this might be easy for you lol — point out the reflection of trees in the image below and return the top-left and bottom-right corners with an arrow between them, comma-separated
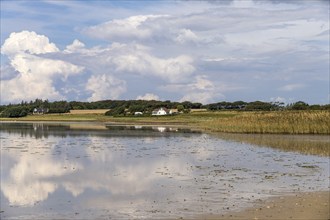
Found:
215,133 -> 330,157
1,123 -> 327,156
0,122 -> 200,139
0,123 -> 70,139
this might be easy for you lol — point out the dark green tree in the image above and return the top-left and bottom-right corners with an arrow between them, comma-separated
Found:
289,101 -> 309,110
177,104 -> 184,112
0,106 -> 29,118
105,106 -> 126,116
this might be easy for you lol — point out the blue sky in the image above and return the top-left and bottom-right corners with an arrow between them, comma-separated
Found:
1,0 -> 329,104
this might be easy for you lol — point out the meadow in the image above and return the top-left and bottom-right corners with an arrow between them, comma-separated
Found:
3,110 -> 329,135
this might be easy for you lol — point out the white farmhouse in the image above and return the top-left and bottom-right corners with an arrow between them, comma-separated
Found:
33,107 -> 48,115
151,107 -> 171,116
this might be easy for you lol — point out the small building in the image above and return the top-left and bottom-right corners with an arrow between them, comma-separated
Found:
33,108 -> 48,115
152,107 -> 172,116
134,112 -> 143,116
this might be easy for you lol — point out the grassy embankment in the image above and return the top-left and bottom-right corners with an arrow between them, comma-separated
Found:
2,110 -> 329,135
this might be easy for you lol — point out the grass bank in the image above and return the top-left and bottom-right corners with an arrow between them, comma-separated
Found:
1,110 -> 329,134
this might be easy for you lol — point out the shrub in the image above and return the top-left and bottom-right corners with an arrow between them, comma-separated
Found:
177,105 -> 184,112
105,106 -> 126,116
0,106 -> 30,118
289,101 -> 309,110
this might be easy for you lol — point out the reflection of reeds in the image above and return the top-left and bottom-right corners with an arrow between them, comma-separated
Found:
199,111 -> 330,134
214,133 -> 330,157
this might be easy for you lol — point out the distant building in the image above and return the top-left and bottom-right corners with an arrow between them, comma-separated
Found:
33,108 -> 48,115
134,112 -> 143,115
152,107 -> 172,116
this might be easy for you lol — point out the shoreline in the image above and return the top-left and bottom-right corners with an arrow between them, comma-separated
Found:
1,118 -> 330,135
198,191 -> 330,220
1,120 -> 329,157
1,119 -> 330,140
2,119 -> 330,137
0,110 -> 329,135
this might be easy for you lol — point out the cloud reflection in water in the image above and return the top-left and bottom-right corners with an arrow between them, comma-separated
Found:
0,122 -> 329,219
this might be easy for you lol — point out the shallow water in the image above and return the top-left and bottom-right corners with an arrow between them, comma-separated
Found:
0,122 -> 329,219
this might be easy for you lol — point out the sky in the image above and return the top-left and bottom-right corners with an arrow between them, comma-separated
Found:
0,0 -> 329,105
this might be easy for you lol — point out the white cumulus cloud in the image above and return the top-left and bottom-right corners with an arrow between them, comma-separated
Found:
64,39 -> 86,53
0,31 -> 83,103
1,0 -> 328,104
161,75 -> 218,104
136,93 -> 160,101
180,92 -> 217,104
86,74 -> 126,101
1,31 -> 59,57
113,52 -> 195,83
270,96 -> 287,103
84,15 -> 169,42
279,83 -> 305,91
1,54 -> 83,102
175,29 -> 199,44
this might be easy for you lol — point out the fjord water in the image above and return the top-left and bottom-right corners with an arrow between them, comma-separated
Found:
0,122 -> 329,219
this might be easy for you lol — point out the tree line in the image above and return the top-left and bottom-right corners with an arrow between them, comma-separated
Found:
0,99 -> 329,118
0,99 -> 71,118
204,101 -> 330,111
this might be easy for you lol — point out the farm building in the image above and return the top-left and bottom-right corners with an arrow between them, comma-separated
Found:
151,107 -> 172,116
33,108 -> 48,115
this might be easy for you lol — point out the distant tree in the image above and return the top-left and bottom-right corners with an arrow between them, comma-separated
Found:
0,105 -> 7,113
309,105 -> 321,110
191,102 -> 202,109
233,101 -> 246,106
0,106 -> 29,118
70,101 -> 86,110
271,102 -> 285,111
289,101 -> 309,110
105,106 -> 126,116
181,101 -> 193,109
48,101 -> 71,113
245,101 -> 273,111
321,104 -> 330,110
129,104 -> 145,113
177,104 -> 184,112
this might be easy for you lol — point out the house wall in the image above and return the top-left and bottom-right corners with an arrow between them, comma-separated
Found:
157,110 -> 167,115
152,107 -> 170,116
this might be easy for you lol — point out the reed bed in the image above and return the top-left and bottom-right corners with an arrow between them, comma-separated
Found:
198,111 -> 330,134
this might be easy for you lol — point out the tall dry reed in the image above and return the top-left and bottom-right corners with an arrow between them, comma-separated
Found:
199,111 -> 330,134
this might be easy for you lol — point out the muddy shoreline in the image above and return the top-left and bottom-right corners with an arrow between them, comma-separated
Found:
198,191 -> 329,220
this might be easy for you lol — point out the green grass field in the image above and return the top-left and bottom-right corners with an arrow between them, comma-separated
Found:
2,110 -> 329,134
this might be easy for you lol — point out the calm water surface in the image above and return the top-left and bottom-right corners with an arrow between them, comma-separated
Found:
0,122 -> 329,219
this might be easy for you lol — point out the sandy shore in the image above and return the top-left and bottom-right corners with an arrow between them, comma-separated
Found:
198,191 -> 329,220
